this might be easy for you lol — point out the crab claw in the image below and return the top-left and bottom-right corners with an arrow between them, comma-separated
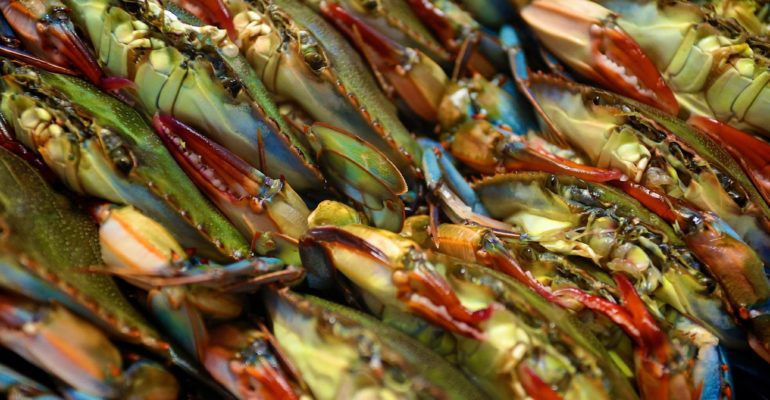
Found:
321,2 -> 448,122
404,0 -> 497,78
0,44 -> 77,75
404,0 -> 455,50
435,224 -> 558,301
392,261 -> 493,339
449,119 -> 624,182
521,0 -> 679,115
689,115 -> 770,205
555,273 -> 686,400
300,225 -> 491,339
152,114 -> 310,243
42,18 -> 103,85
0,2 -> 111,86
500,139 -> 625,182
203,324 -> 302,400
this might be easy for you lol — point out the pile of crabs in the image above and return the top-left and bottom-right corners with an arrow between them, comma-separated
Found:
3,0 -> 770,398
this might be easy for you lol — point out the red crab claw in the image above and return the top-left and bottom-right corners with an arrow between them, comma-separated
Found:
0,1 -> 130,90
521,0 -> 679,116
41,19 -> 103,85
554,273 -> 682,400
152,114 -> 309,243
404,0 -> 496,78
1,1 -> 100,83
404,0 -> 454,49
0,43 -> 131,91
467,237 -> 558,301
321,2 -> 447,121
688,115 -> 770,205
171,0 -> 236,42
501,139 -> 625,182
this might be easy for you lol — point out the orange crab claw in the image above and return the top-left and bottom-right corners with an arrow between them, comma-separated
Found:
503,141 -> 625,183
172,0 -> 236,42
303,226 -> 492,340
555,273 -> 678,400
321,2 -> 447,121
393,266 -> 492,340
521,0 -> 679,115
204,324 -> 302,400
688,115 -> 770,205
449,119 -> 624,181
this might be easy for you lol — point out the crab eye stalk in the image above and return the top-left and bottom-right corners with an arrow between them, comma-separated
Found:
100,129 -> 134,175
298,32 -> 327,72
545,174 -> 559,193
111,149 -> 134,175
303,51 -> 326,72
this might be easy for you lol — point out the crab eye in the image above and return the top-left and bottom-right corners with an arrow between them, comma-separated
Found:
545,174 -> 559,193
304,52 -> 326,71
298,31 -> 327,72
99,129 -> 134,175
520,246 -> 537,262
111,149 -> 134,174
355,0 -> 380,12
